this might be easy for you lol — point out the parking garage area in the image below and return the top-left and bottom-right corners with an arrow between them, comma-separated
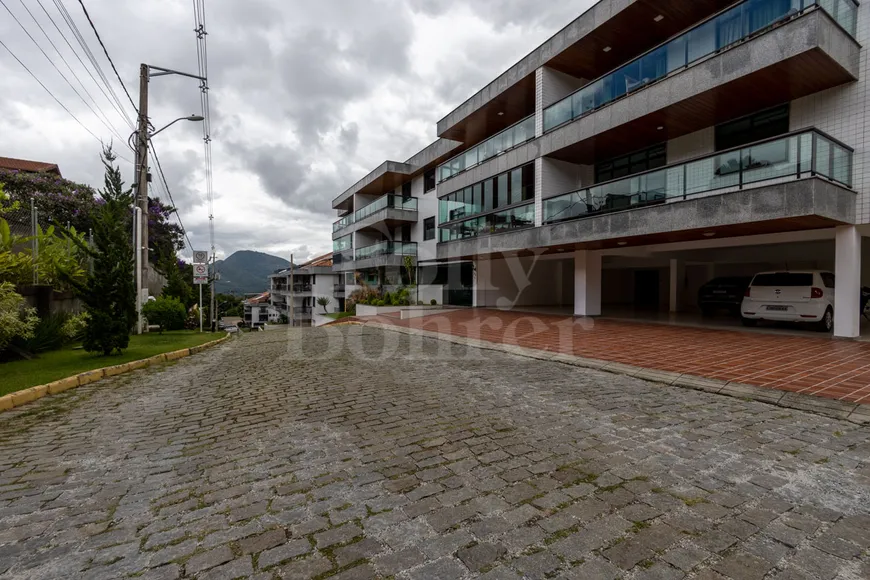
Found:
473,228 -> 870,338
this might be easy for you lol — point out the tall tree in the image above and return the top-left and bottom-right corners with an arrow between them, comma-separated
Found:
65,147 -> 136,355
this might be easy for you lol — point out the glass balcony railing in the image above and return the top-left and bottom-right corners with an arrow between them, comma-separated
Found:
333,195 -> 418,233
356,194 -> 417,222
440,202 -> 535,243
542,129 -> 853,225
438,115 -> 536,183
543,0 -> 857,134
355,241 -> 418,261
333,213 -> 354,233
333,248 -> 354,266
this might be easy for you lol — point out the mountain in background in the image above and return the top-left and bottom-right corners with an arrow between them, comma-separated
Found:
214,250 -> 290,295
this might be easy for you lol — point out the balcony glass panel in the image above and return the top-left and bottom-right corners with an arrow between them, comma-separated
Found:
543,130 -> 852,225
333,234 -> 352,253
542,0 -> 850,134
355,241 -> 418,261
439,202 -> 535,243
437,115 -> 535,182
355,194 -> 418,223
333,213 -> 354,233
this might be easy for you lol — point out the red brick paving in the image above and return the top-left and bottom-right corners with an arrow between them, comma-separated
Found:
369,308 -> 870,405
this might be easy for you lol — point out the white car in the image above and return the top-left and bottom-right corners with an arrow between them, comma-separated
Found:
741,271 -> 835,332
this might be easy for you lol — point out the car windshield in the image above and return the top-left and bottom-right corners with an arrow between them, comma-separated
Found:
752,273 -> 813,287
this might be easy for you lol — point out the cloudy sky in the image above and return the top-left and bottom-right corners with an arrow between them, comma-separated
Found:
0,0 -> 594,261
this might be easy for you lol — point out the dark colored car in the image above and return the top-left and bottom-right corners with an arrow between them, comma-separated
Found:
698,276 -> 753,316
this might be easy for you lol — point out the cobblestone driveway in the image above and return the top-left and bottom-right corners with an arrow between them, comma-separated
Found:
1,326 -> 869,580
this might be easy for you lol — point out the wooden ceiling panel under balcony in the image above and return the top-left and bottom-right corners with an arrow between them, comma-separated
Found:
438,0 -> 734,146
548,48 -> 856,166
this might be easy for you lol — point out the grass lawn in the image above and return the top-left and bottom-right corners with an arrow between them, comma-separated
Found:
326,312 -> 355,320
0,331 -> 223,397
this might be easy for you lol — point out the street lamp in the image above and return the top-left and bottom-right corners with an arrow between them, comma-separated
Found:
150,114 -> 205,138
131,113 -> 205,334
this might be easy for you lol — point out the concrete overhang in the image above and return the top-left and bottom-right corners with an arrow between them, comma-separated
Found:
437,178 -> 855,260
332,208 -> 419,240
436,0 -> 736,143
438,8 -> 859,196
332,161 -> 412,210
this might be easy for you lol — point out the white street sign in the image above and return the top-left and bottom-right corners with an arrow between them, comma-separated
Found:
193,250 -> 209,264
193,275 -> 208,285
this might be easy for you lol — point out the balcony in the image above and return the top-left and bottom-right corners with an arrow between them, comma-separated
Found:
440,202 -> 536,243
333,193 -> 419,238
334,284 -> 346,297
353,241 -> 417,269
438,115 -> 535,183
437,2 -> 858,196
333,248 -> 355,271
543,0 -> 858,136
543,129 -> 852,224
292,307 -> 313,320
438,129 -> 855,259
271,283 -> 312,295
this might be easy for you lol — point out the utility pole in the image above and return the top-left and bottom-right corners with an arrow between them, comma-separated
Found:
135,64 -> 150,323
210,254 -> 216,331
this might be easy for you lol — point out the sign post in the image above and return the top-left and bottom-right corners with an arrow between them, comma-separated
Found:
193,254 -> 208,332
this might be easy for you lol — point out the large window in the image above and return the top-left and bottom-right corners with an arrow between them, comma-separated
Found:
423,217 -> 435,241
715,105 -> 789,151
424,169 -> 436,193
596,144 -> 666,183
402,181 -> 412,198
439,163 -> 535,225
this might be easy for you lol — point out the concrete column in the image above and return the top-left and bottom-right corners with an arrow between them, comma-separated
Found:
669,259 -> 685,313
473,258 -> 491,308
574,250 -> 601,317
534,158 -> 543,227
835,225 -> 861,338
534,68 -> 544,138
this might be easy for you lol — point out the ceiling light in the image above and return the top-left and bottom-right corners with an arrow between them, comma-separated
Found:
657,126 -> 664,131
603,46 -> 612,52
497,111 -> 504,116
703,232 -> 716,237
654,15 -> 664,22
617,241 -> 628,246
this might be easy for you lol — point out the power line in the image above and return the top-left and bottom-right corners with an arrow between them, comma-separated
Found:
0,0 -> 130,147
0,37 -> 135,161
75,0 -> 137,114
150,143 -> 195,252
35,0 -> 135,130
192,0 -> 216,258
15,0 -> 130,140
51,0 -> 135,130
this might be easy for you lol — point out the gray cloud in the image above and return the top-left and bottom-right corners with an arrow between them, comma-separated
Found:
0,0 -> 595,260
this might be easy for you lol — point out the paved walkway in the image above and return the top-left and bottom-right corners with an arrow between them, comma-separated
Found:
0,327 -> 868,579
368,309 -> 870,405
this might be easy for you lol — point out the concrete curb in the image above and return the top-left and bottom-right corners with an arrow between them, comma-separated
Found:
0,333 -> 231,414
366,322 -> 869,426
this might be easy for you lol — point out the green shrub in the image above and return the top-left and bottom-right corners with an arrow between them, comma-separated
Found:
430,299 -> 438,305
61,312 -> 88,343
142,296 -> 187,332
417,300 -> 424,306
375,299 -> 385,307
17,312 -> 70,354
383,292 -> 392,305
0,282 -> 38,353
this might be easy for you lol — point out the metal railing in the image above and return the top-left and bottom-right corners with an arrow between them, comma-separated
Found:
543,0 -> 856,134
355,241 -> 418,261
542,128 -> 853,225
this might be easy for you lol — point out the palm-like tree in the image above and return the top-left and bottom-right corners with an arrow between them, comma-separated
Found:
316,296 -> 331,314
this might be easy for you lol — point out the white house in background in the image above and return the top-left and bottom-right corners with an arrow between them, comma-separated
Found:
243,292 -> 280,328
269,253 -> 342,326
330,0 -> 870,338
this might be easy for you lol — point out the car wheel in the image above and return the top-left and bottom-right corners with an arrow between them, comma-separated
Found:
741,317 -> 758,327
816,308 -> 834,333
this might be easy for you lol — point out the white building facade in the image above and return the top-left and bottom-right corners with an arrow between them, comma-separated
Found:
270,253 -> 342,326
334,0 -> 870,337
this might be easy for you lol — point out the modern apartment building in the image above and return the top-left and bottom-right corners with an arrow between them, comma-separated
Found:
334,0 -> 868,337
270,253 -> 341,325
243,292 -> 280,328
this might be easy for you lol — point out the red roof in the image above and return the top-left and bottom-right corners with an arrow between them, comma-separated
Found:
302,252 -> 333,268
0,157 -> 61,176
